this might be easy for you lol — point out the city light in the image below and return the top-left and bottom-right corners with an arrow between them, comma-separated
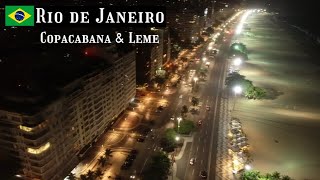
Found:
233,86 -> 242,95
19,125 -> 33,132
194,77 -> 199,83
177,117 -> 182,133
245,164 -> 252,170
202,57 -> 207,61
27,142 -> 51,155
232,86 -> 242,110
175,136 -> 180,141
233,57 -> 242,66
235,10 -> 253,34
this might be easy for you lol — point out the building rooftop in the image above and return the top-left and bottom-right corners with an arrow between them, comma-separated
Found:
0,44 -> 115,115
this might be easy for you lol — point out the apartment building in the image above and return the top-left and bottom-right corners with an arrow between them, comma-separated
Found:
167,9 -> 201,42
0,45 -> 136,180
136,28 -> 167,84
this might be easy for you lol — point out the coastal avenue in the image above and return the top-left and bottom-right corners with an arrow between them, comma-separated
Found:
175,16 -> 239,180
175,35 -> 232,180
69,10 -> 242,180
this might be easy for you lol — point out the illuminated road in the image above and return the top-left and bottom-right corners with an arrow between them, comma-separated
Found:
174,13 -> 242,180
69,11 -> 243,180
176,38 -> 230,180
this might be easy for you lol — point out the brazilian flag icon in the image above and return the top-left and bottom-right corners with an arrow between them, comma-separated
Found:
5,6 -> 34,26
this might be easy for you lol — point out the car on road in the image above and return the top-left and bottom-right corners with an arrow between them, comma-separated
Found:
130,149 -> 138,154
189,158 -> 196,165
137,138 -> 145,142
127,154 -> 136,161
200,170 -> 207,179
170,116 -> 175,120
121,161 -> 132,170
198,120 -> 203,125
206,106 -> 210,111
141,127 -> 151,136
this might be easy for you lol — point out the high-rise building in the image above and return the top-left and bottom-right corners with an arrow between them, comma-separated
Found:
167,9 -> 201,42
136,28 -> 166,84
0,45 -> 136,180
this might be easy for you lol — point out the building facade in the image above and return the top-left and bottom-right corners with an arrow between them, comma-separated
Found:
0,47 -> 136,180
167,9 -> 201,42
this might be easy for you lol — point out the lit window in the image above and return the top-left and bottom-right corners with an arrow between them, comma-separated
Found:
27,142 -> 51,155
19,125 -> 33,132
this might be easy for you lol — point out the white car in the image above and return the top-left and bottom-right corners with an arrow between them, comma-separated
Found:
189,158 -> 196,165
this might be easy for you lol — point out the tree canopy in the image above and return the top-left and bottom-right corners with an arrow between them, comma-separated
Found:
181,105 -> 188,115
225,72 -> 266,99
160,129 -> 177,152
142,152 -> 171,180
191,97 -> 199,106
206,27 -> 214,35
175,120 -> 195,134
241,170 -> 292,180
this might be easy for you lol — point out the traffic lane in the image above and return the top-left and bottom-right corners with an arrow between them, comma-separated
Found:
125,86 -> 183,175
130,113 -> 177,176
186,44 -> 227,179
184,104 -> 217,180
180,104 -> 212,180
195,71 -> 224,179
207,41 -> 230,179
183,54 -> 226,180
179,19 -> 237,180
132,74 -> 193,175
176,142 -> 193,179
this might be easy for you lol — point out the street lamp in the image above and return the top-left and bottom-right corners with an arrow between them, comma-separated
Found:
202,57 -> 207,61
233,57 -> 242,66
244,164 -> 252,171
193,77 -> 199,83
175,136 -> 180,141
233,86 -> 242,110
177,117 -> 182,133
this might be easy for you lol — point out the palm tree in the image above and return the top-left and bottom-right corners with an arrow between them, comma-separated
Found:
80,174 -> 87,180
191,97 -> 199,106
271,171 -> 281,180
240,170 -> 261,180
86,170 -> 95,180
95,168 -> 103,179
181,105 -> 188,115
98,156 -> 107,167
265,173 -> 272,179
281,175 -> 291,180
104,148 -> 112,158
200,71 -> 206,78
67,172 -> 77,180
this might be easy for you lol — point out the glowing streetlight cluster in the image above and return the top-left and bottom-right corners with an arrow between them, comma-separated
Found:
202,57 -> 207,61
233,85 -> 242,95
193,77 -> 199,83
233,57 -> 242,66
235,10 -> 254,34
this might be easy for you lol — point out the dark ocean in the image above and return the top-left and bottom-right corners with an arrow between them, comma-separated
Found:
269,1 -> 319,44
277,14 -> 320,44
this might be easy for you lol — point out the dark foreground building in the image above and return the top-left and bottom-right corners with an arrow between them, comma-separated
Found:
0,45 -> 136,179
